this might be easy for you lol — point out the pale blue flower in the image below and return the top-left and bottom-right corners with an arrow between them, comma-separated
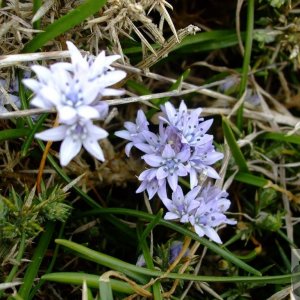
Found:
23,41 -> 126,124
35,119 -> 108,166
0,78 -> 21,113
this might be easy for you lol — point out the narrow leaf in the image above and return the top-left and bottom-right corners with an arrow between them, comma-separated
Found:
23,0 -> 107,53
222,117 -> 249,172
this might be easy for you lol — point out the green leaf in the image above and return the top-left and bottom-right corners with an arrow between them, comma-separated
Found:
0,128 -> 30,141
23,0 -> 107,53
123,30 -> 241,56
55,239 -> 148,284
42,270 -> 300,286
18,222 -> 55,299
237,0 -> 254,129
174,30 -> 241,54
234,172 -> 269,188
21,113 -> 48,157
260,132 -> 300,145
138,209 -> 163,252
99,275 -> 114,300
73,208 -> 261,276
222,117 -> 249,172
42,272 -> 136,294
55,239 -> 300,284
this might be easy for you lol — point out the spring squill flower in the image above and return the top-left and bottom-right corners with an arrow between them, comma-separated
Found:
187,143 -> 224,188
188,185 -> 236,244
115,110 -> 149,156
136,170 -> 167,200
142,144 -> 190,191
162,185 -> 200,222
116,100 -> 224,199
35,119 -> 108,166
23,41 -> 126,124
169,240 -> 190,263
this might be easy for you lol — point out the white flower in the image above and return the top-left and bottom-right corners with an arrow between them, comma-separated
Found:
23,41 -> 126,124
35,119 -> 108,166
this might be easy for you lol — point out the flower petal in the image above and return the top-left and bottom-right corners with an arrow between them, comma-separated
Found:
198,119 -> 213,134
86,122 -> 108,140
30,96 -> 54,109
125,142 -> 133,156
162,144 -> 175,159
60,136 -> 82,166
101,88 -> 125,96
31,65 -> 52,82
167,174 -> 178,191
164,212 -> 180,220
22,79 -> 40,92
156,167 -> 169,179
58,106 -> 77,124
203,226 -> 222,244
39,86 -> 62,105
189,168 -> 198,189
77,105 -> 100,120
35,125 -> 67,141
66,41 -> 88,71
143,154 -> 163,167
99,71 -> 126,87
83,139 -> 105,161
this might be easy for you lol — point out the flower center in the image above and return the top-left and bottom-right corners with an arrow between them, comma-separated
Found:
67,123 -> 87,141
163,158 -> 180,175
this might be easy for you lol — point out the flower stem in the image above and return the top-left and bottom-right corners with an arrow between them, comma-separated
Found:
36,116 -> 59,193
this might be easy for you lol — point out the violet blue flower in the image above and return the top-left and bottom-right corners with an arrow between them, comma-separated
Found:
116,100 -> 224,200
187,143 -> 224,188
115,110 -> 149,156
169,240 -> 189,264
136,169 -> 167,200
142,144 -> 190,191
188,185 -> 236,244
162,185 -> 200,222
35,119 -> 108,166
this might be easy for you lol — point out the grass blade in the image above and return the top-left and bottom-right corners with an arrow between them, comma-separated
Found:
0,128 -> 30,141
234,171 -> 269,187
18,222 -> 55,299
222,117 -> 249,172
67,208 -> 261,276
42,272 -> 136,294
260,132 -> 300,145
23,0 -> 107,53
237,0 -> 255,130
99,274 -> 114,300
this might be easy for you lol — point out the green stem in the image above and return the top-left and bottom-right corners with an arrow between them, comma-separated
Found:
237,0 -> 255,130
